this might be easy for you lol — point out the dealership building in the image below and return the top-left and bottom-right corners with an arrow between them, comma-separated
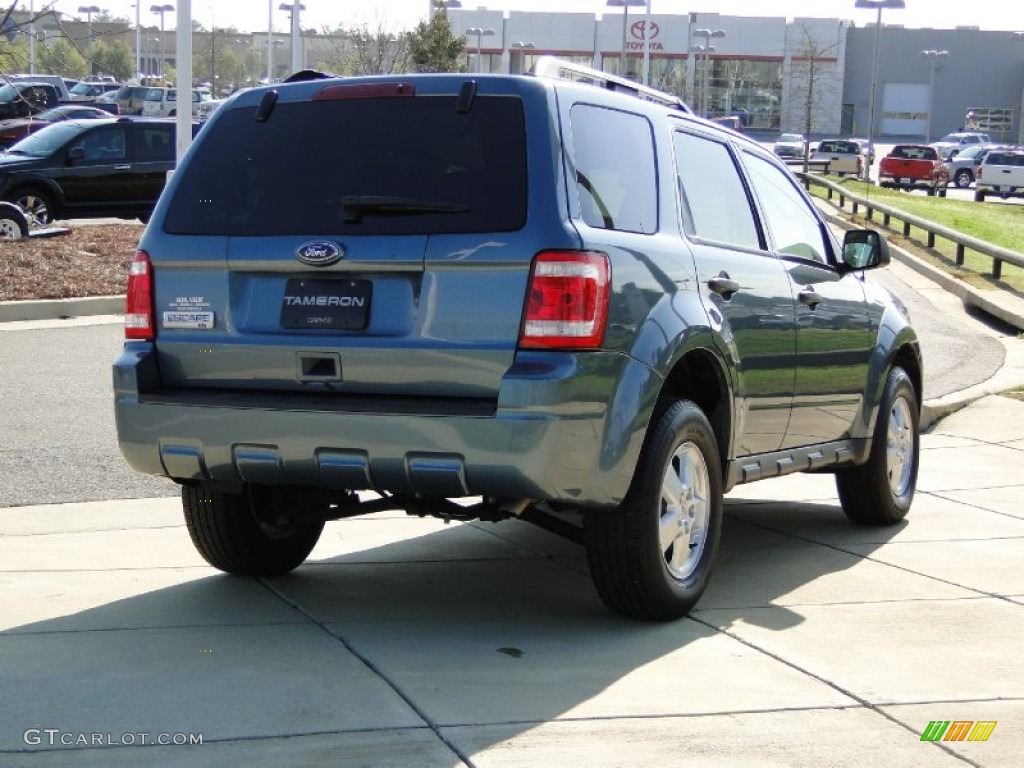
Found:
448,8 -> 1024,143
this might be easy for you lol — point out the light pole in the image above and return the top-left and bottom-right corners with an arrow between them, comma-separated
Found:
466,27 -> 495,73
278,3 -> 305,74
855,0 -> 905,166
510,41 -> 535,74
78,5 -> 102,76
692,28 -> 724,117
150,3 -> 174,80
692,44 -> 715,117
606,0 -> 646,79
921,49 -> 948,143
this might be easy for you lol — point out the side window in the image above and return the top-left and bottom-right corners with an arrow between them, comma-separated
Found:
135,126 -> 173,161
570,104 -> 657,234
672,131 -> 760,250
69,126 -> 127,162
743,152 -> 830,264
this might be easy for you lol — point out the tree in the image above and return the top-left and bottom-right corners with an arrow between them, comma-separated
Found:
92,39 -> 134,81
786,23 -> 841,153
407,0 -> 465,74
37,38 -> 88,78
348,23 -> 410,75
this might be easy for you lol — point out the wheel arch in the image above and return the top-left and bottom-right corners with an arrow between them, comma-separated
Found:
6,178 -> 64,216
655,345 -> 734,477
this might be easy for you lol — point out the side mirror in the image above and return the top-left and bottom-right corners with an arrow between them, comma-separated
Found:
842,229 -> 890,271
66,146 -> 86,164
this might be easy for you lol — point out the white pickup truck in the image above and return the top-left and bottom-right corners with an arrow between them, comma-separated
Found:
974,149 -> 1024,202
810,139 -> 863,177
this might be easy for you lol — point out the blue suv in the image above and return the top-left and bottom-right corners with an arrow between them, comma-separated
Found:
114,60 -> 922,620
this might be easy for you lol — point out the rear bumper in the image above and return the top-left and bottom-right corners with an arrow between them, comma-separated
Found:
113,343 -> 659,508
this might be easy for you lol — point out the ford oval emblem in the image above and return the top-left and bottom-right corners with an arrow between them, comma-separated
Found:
295,241 -> 343,267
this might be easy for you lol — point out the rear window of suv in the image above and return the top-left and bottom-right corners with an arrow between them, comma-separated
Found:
164,94 -> 528,236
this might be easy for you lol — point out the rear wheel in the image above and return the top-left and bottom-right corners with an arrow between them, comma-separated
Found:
183,483 -> 325,576
835,367 -> 919,525
585,400 -> 723,621
974,190 -> 986,202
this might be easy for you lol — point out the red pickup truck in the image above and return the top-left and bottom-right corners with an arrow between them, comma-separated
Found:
878,145 -> 948,196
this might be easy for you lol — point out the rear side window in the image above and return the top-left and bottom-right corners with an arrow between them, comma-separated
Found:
164,93 -> 528,236
571,105 -> 657,234
134,125 -> 174,161
673,131 -> 759,250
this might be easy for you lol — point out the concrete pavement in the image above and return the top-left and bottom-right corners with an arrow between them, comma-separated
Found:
1,392 -> 1022,766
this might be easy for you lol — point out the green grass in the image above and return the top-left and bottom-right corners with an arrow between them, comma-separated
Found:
809,177 -> 1024,293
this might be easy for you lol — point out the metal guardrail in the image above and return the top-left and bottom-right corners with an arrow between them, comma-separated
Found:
797,173 -> 1024,280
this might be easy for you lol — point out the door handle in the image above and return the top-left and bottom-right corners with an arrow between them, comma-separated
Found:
707,272 -> 740,300
799,288 -> 823,309
114,164 -> 132,170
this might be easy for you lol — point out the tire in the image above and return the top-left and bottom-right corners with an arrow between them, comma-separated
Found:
937,187 -> 947,198
954,169 -> 973,188
8,187 -> 53,226
183,483 -> 325,576
835,367 -> 919,526
0,205 -> 27,240
926,186 -> 935,196
585,400 -> 723,621
974,190 -> 986,202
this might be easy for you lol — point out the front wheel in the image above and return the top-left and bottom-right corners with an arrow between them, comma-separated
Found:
183,483 -> 325,576
835,367 -> 919,525
954,169 -> 973,188
585,400 -> 723,621
8,187 -> 53,226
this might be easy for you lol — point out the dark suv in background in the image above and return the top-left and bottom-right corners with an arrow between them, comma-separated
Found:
114,60 -> 922,621
0,116 -> 191,224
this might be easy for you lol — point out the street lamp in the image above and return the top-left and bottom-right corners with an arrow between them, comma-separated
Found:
692,44 -> 715,118
466,27 -> 495,73
78,5 -> 102,76
150,3 -> 174,80
855,0 -> 905,170
921,49 -> 948,143
606,0 -> 646,79
278,3 -> 305,74
693,28 -> 724,117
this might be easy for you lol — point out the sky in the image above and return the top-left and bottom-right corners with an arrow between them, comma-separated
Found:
38,0 -> 1024,34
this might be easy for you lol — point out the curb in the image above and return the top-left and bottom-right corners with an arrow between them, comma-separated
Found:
0,295 -> 124,323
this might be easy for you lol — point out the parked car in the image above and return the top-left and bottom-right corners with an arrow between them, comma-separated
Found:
772,132 -> 806,159
112,85 -> 152,116
929,131 -> 992,161
974,148 -> 1024,202
113,58 -> 922,622
809,138 -> 863,176
67,80 -> 123,101
878,144 -> 949,196
0,104 -> 116,149
849,137 -> 875,166
945,143 -> 1004,189
0,116 -> 196,225
141,87 -> 213,118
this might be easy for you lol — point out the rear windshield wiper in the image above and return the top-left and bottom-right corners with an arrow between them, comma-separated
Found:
340,195 -> 470,223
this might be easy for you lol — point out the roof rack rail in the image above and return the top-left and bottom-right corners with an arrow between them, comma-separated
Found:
531,55 -> 691,114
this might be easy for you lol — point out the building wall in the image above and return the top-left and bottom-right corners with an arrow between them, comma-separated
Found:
844,26 -> 1024,142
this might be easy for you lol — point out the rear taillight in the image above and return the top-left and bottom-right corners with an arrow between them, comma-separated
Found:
124,250 -> 155,340
519,251 -> 610,349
